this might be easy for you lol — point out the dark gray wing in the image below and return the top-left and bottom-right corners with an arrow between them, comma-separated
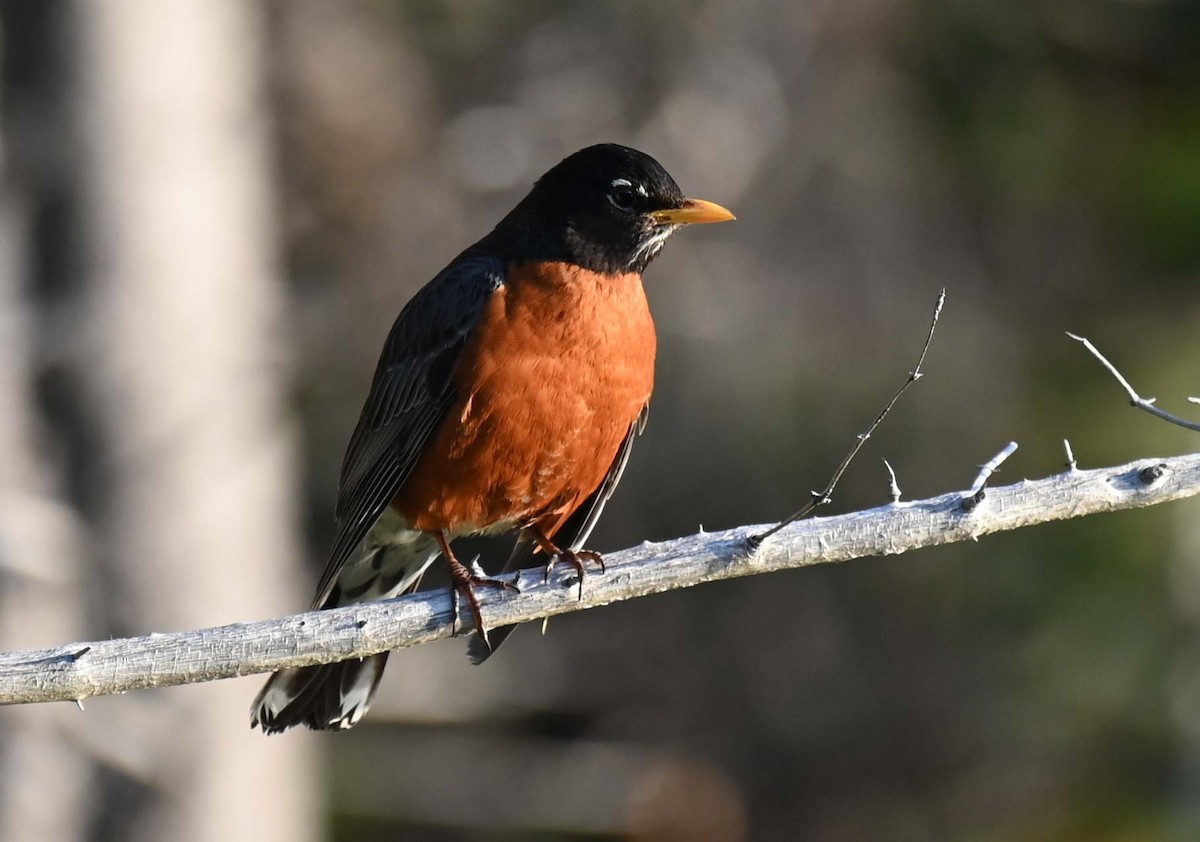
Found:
468,404 -> 648,663
312,254 -> 505,608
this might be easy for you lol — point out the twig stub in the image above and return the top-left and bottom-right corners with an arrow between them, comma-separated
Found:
884,459 -> 902,504
966,442 -> 1020,497
1063,439 -> 1078,473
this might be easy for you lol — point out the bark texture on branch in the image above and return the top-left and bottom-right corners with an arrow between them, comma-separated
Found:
2,452 -> 1199,706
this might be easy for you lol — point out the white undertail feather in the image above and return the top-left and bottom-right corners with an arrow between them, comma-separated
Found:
336,669 -> 376,727
250,518 -> 439,733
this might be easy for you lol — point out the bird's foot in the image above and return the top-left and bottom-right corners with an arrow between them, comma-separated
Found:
544,549 -> 605,600
446,555 -> 518,645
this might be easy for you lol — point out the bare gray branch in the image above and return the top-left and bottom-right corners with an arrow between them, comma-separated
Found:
3,451 -> 1200,707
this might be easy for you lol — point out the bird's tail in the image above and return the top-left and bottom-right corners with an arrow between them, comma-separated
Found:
251,530 -> 438,733
250,653 -> 389,734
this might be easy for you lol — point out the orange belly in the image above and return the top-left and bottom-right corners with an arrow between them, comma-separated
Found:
392,261 -> 656,534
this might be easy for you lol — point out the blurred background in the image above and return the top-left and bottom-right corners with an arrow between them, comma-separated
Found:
1,0 -> 1199,839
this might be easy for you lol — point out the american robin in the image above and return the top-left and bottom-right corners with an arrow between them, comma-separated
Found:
251,143 -> 734,733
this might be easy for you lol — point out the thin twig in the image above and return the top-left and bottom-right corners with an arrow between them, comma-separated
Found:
883,459 -> 902,503
960,441 -> 1018,511
1067,332 -> 1200,433
749,288 -> 945,548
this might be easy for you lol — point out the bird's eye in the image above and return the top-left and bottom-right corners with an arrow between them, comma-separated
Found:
608,183 -> 637,211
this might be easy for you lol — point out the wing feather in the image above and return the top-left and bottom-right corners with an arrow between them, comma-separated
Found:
312,254 -> 505,607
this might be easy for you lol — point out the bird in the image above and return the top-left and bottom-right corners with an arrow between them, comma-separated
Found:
251,143 -> 734,733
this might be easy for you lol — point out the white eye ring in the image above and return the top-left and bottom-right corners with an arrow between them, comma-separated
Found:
608,178 -> 640,210
610,178 -> 648,195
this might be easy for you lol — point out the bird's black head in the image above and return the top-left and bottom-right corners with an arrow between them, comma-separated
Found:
488,144 -> 734,275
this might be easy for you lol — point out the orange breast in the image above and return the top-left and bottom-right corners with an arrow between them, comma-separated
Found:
393,261 -> 656,534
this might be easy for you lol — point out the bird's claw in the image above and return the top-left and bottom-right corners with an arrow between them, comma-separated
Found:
544,549 -> 605,600
448,562 -> 518,641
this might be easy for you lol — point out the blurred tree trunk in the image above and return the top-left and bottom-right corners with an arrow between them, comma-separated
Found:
0,122 -> 93,842
74,2 -> 319,841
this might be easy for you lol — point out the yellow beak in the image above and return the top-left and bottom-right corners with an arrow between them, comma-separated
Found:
648,198 -> 736,225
